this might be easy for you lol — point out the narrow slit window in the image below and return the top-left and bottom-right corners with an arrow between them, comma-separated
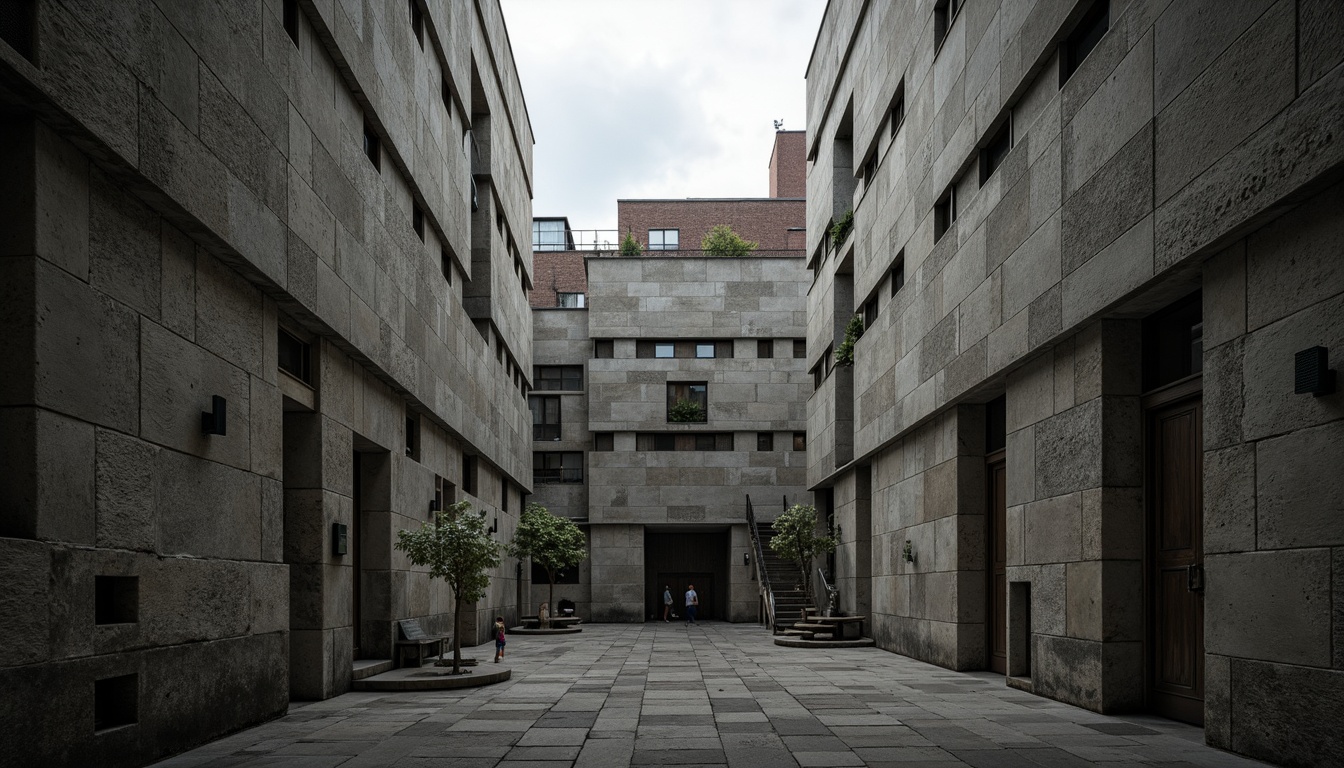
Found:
1061,0 -> 1110,85
413,203 -> 425,241
934,185 -> 957,243
282,0 -> 300,47
891,253 -> 906,296
409,0 -> 424,48
979,117 -> 1012,186
757,339 -> 773,359
889,83 -> 906,138
362,122 -> 380,171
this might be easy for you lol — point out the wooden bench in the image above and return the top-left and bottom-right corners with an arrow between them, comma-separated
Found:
395,619 -> 448,668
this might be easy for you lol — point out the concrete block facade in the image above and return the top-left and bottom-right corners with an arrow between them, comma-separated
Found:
0,2 -> 533,766
807,0 -> 1344,764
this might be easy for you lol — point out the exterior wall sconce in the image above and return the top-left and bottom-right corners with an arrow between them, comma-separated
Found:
902,540 -> 915,563
490,517 -> 498,534
1295,346 -> 1336,396
201,395 -> 227,435
332,523 -> 348,556
743,552 -> 750,567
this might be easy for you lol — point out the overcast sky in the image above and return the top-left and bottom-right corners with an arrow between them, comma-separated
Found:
500,0 -> 826,239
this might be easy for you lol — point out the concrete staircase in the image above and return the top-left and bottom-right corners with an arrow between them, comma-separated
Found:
755,522 -> 811,633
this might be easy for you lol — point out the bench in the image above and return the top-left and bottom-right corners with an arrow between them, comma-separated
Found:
811,615 -> 866,640
395,618 -> 448,668
520,615 -> 583,629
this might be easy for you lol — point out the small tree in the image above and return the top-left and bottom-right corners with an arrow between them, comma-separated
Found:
395,500 -> 501,674
620,232 -> 643,256
701,225 -> 758,257
507,503 -> 588,613
769,503 -> 837,609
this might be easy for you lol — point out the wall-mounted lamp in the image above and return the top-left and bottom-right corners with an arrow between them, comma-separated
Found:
1295,346 -> 1336,396
332,523 -> 348,556
201,395 -> 227,436
743,552 -> 750,567
489,517 -> 498,534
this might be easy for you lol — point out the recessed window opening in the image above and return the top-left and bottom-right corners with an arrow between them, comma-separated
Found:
282,0 -> 300,47
0,0 -> 37,61
889,83 -> 906,138
793,339 -> 806,359
979,116 -> 1012,186
648,229 -> 679,251
757,432 -> 774,451
362,122 -> 380,170
594,339 -> 614,359
655,343 -> 674,358
695,343 -> 716,359
863,293 -> 880,328
409,0 -> 424,48
862,153 -> 877,183
441,247 -> 453,286
412,203 -> 425,241
1061,0 -> 1110,85
94,674 -> 138,732
793,432 -> 807,451
934,185 -> 958,243
94,576 -> 139,625
462,454 -> 478,496
442,80 -> 453,123
530,395 -> 561,441
533,452 -> 583,484
666,382 -> 708,423
277,328 -> 312,384
593,432 -> 614,451
557,292 -> 585,308
636,433 -> 733,451
405,413 -> 420,460
535,365 -> 583,391
757,339 -> 773,358
934,0 -> 962,51
891,253 -> 906,296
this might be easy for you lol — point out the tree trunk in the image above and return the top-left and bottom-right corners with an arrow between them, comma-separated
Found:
451,595 -> 463,674
547,567 -> 556,615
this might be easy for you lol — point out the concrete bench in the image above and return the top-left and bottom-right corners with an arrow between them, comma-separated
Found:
810,615 -> 866,640
395,619 -> 448,668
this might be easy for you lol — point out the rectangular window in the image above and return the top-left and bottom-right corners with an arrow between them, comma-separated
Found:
277,328 -> 312,384
890,82 -> 906,138
934,0 -> 961,50
530,395 -> 561,441
638,340 -> 731,358
594,339 -> 614,359
413,203 -> 425,241
441,247 -> 453,286
813,364 -> 824,392
409,0 -> 424,48
462,455 -> 477,495
95,576 -> 138,625
793,432 -> 807,451
649,229 -> 679,251
793,339 -> 806,359
534,451 -> 583,484
636,433 -> 733,451
979,117 -> 1012,186
442,80 -> 453,124
757,432 -> 774,451
891,253 -> 906,296
757,339 -> 773,358
695,343 -> 716,359
1062,0 -> 1110,85
282,0 -> 300,47
405,412 -> 420,460
655,343 -> 674,358
362,122 -> 380,171
861,153 -> 877,183
934,185 -> 957,243
95,674 -> 138,732
864,294 -> 879,328
0,0 -> 36,62
667,382 -> 708,423
593,432 -> 614,451
535,365 -> 583,391
501,482 -> 509,512
557,292 -> 585,308
532,219 -> 568,251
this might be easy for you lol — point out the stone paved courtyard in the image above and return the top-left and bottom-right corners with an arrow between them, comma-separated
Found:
151,624 -> 1271,768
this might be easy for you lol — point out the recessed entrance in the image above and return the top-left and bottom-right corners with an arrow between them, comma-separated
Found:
644,529 -> 728,621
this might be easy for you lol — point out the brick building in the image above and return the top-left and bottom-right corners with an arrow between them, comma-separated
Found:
528,131 -> 812,621
806,0 -> 1344,765
0,2 -> 534,766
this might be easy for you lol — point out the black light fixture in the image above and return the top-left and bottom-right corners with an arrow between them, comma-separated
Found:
332,523 -> 348,555
1295,346 -> 1336,396
490,517 -> 499,534
201,395 -> 227,435
743,552 -> 750,567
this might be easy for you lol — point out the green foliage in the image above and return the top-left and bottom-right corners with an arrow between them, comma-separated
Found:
829,209 -> 854,247
395,500 -> 501,673
834,314 -> 865,367
619,232 -> 643,256
701,225 -> 758,257
506,503 -> 588,609
769,503 -> 837,603
667,398 -> 706,423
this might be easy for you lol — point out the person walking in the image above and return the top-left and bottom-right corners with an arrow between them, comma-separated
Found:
662,585 -> 673,622
493,616 -> 506,662
684,584 -> 699,625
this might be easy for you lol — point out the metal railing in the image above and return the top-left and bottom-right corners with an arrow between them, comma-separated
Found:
746,494 -> 777,634
532,229 -> 805,258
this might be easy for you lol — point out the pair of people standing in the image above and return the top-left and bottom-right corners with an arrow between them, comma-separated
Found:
662,585 -> 698,624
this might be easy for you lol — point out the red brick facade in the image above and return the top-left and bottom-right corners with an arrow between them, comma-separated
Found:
529,250 -> 587,307
616,198 -> 806,252
769,130 -> 806,198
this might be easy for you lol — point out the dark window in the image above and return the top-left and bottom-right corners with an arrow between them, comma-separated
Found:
862,154 -> 878,183
535,365 -> 583,391
1062,0 -> 1110,85
277,328 -> 312,384
986,395 -> 1007,453
594,340 -> 613,359
934,185 -> 957,243
757,339 -> 773,358
0,0 -> 36,61
889,83 -> 906,138
813,364 -> 824,392
1142,291 -> 1203,392
557,292 -> 585,308
95,576 -> 138,625
635,433 -> 733,451
462,454 -> 478,495
362,122 -> 380,170
667,382 -> 708,423
530,395 -> 561,441
593,432 -> 614,451
757,432 -> 774,451
891,253 -> 906,296
94,674 -> 138,732
637,340 -> 732,359
533,451 -> 583,484
864,294 -> 879,328
441,247 -> 453,285
405,413 -> 420,460
282,0 -> 300,47
442,80 -> 452,122
793,339 -> 806,359
793,432 -> 807,451
413,203 -> 425,241
980,118 -> 1012,186
409,0 -> 424,48
531,561 -> 580,583
934,0 -> 962,50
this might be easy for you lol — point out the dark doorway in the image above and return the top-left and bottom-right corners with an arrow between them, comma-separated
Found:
644,529 -> 728,621
352,450 -> 362,660
986,451 -> 1007,674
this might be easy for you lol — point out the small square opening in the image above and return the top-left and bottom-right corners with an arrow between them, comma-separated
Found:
94,674 -> 138,732
95,576 -> 139,625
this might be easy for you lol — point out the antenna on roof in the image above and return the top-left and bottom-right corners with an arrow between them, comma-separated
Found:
773,119 -> 784,131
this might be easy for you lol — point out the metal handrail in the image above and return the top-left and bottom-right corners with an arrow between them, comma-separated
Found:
745,495 -> 777,634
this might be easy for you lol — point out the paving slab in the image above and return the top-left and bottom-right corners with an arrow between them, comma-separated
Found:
150,623 -> 1276,768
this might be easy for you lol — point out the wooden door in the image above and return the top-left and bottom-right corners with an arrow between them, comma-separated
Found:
986,453 -> 1007,674
1148,396 -> 1204,724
